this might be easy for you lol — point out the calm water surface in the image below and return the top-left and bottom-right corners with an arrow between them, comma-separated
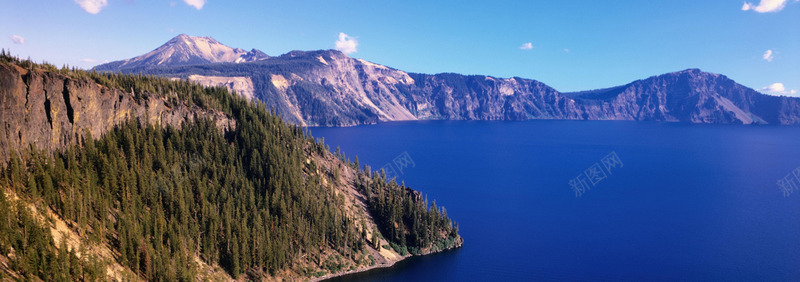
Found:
311,120 -> 800,281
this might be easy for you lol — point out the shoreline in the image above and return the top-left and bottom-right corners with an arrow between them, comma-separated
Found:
310,254 -> 407,282
312,237 -> 463,281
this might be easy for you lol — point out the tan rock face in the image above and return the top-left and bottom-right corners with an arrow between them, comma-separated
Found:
0,64 -> 234,164
187,74 -> 255,100
270,74 -> 290,91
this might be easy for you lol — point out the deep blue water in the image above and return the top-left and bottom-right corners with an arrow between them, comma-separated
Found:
311,120 -> 800,281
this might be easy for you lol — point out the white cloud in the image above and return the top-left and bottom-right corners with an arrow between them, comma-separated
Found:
563,48 -> 570,52
81,58 -> 97,63
184,0 -> 206,10
741,0 -> 788,13
762,49 -> 774,62
9,35 -> 24,44
335,32 -> 358,54
761,82 -> 797,96
763,82 -> 785,92
75,0 -> 108,14
519,42 -> 533,50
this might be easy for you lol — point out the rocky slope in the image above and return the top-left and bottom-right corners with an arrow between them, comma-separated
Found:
0,62 -> 234,165
96,35 -> 800,126
94,34 -> 268,72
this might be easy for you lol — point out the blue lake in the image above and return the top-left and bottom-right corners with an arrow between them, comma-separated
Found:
311,120 -> 800,281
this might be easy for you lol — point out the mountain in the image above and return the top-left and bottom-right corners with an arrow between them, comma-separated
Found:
94,34 -> 269,72
0,53 -> 461,280
563,69 -> 800,124
96,36 -> 800,126
138,49 -> 577,126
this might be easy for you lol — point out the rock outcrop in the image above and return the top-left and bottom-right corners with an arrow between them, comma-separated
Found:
0,63 -> 234,164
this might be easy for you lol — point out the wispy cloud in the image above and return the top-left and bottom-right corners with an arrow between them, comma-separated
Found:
184,0 -> 206,10
563,48 -> 570,52
762,49 -> 774,62
761,82 -> 797,96
335,32 -> 358,54
519,42 -> 533,50
81,58 -> 98,63
742,0 -> 788,13
75,0 -> 108,14
9,35 -> 24,45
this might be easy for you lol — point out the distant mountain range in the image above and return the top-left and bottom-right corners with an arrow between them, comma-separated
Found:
95,35 -> 800,126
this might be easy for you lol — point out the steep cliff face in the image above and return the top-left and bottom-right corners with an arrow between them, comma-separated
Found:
0,63 -> 233,164
403,73 -> 583,121
263,50 -> 419,126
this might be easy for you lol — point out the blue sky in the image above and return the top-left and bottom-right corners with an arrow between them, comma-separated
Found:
1,0 -> 798,95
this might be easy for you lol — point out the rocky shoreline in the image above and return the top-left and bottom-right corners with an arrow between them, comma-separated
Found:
312,237 -> 464,282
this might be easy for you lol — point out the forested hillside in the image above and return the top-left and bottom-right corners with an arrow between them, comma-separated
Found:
0,51 -> 461,280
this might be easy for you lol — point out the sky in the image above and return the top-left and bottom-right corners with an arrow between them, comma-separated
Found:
1,0 -> 798,95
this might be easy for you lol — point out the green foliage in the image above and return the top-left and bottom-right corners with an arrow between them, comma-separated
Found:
1,114 -> 366,278
0,189 -> 105,280
0,50 -> 460,280
357,174 -> 460,256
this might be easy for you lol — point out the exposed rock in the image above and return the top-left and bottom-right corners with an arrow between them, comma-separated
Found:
186,74 -> 255,100
0,63 -> 234,164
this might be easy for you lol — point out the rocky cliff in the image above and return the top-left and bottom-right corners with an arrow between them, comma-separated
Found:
404,73 -> 583,121
0,62 -> 234,164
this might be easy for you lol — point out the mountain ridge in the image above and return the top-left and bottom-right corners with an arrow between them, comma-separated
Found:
95,35 -> 800,126
94,34 -> 269,72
